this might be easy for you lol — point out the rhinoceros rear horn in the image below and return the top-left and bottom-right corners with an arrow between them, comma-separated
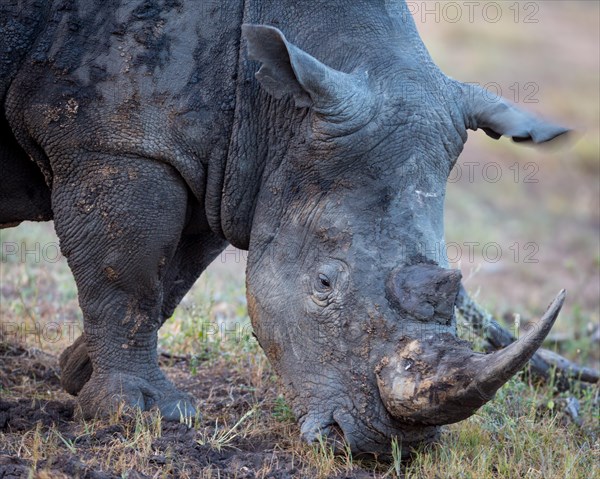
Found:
242,24 -> 369,114
460,83 -> 570,144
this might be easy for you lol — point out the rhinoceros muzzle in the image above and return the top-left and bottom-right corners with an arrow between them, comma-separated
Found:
376,281 -> 565,426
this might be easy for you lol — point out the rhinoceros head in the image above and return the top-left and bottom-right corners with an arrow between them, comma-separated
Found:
241,23 -> 568,456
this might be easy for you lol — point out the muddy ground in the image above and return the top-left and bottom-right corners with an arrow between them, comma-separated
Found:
0,342 -> 334,479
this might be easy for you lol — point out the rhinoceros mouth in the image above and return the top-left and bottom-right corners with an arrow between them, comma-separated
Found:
300,416 -> 346,450
299,402 -> 440,456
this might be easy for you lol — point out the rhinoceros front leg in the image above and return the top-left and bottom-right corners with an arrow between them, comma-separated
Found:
52,154 -> 195,420
59,231 -> 227,396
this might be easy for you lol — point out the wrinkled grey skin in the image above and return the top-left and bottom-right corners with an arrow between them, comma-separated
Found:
1,0 -> 568,455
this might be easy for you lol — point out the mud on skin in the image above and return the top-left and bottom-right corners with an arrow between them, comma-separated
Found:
1,0 -> 569,455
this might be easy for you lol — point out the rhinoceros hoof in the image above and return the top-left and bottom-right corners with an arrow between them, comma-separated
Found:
59,335 -> 93,396
77,372 -> 197,422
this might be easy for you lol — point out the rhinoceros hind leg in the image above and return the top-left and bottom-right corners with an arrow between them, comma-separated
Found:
59,334 -> 93,396
160,231 -> 228,320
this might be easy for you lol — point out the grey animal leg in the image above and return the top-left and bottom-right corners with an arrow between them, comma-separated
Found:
59,334 -> 92,395
159,232 -> 228,320
59,231 -> 227,395
52,154 -> 195,420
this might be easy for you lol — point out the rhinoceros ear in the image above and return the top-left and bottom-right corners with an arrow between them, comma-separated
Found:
242,24 -> 366,111
462,84 -> 570,143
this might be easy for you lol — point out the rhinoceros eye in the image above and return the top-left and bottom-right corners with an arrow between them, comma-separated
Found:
319,274 -> 331,289
309,263 -> 348,307
310,273 -> 334,308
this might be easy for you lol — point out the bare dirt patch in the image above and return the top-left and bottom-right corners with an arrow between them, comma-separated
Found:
0,343 -> 369,478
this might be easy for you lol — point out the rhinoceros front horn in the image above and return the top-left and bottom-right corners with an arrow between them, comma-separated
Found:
376,290 -> 566,426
